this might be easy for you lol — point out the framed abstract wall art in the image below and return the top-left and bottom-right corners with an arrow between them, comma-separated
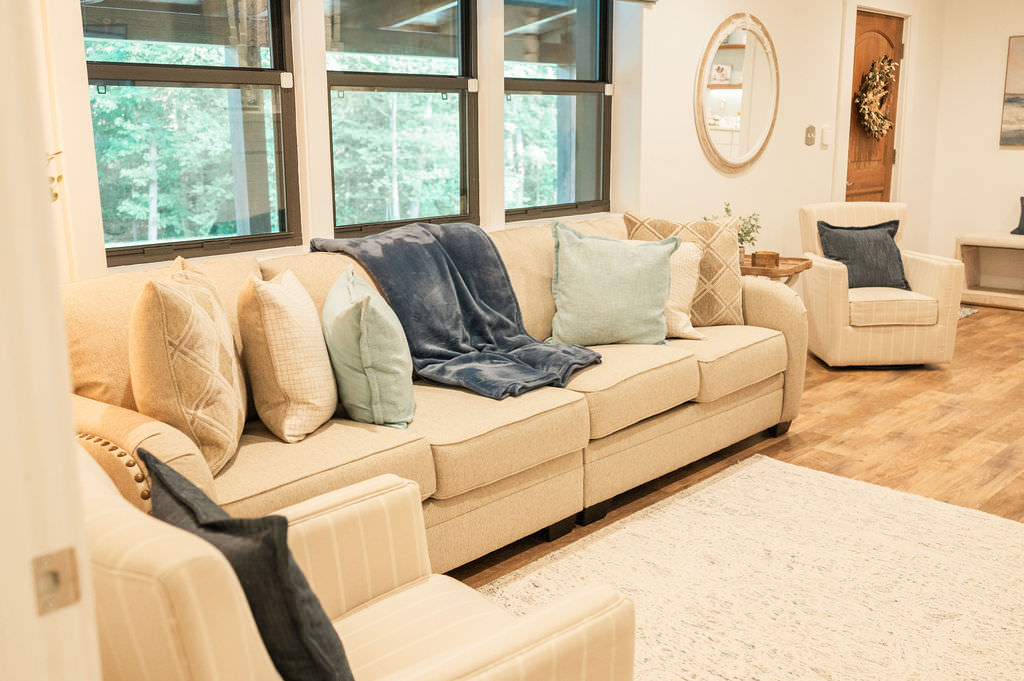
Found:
1000,36 -> 1024,146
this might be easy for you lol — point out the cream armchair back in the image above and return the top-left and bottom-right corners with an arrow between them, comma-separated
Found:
798,202 -> 963,366
80,450 -> 635,681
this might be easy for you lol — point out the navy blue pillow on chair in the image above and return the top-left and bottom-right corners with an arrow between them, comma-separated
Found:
137,449 -> 354,681
817,220 -> 911,290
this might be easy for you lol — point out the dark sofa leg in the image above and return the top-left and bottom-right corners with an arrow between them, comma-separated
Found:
771,421 -> 792,437
577,499 -> 612,526
542,516 -> 576,542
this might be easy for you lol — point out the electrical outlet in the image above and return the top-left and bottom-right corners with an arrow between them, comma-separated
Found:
804,125 -> 816,146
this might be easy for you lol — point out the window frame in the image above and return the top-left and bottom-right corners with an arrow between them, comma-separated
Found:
503,0 -> 614,222
85,0 -> 303,266
325,1 -> 479,237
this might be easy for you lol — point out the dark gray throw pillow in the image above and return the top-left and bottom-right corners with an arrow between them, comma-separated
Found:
138,449 -> 354,681
817,220 -> 911,290
1012,196 -> 1024,235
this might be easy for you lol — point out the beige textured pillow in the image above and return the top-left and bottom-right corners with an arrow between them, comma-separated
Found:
666,241 -> 705,339
238,270 -> 337,443
624,212 -> 744,326
129,262 -> 247,475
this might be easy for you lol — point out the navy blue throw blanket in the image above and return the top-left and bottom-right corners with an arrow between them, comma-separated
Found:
311,223 -> 601,399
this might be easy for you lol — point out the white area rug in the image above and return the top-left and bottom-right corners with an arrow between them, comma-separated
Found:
958,306 -> 979,319
479,456 -> 1024,680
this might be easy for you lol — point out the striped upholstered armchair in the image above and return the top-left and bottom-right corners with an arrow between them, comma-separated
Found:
80,450 -> 635,681
798,202 -> 964,367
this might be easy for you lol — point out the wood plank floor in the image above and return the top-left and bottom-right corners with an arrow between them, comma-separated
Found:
451,306 -> 1024,588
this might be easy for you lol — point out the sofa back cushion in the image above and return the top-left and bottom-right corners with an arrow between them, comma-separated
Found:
259,252 -> 377,314
64,256 -> 260,410
489,215 -> 628,341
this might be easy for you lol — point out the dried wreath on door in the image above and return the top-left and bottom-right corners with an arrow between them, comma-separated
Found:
854,55 -> 899,140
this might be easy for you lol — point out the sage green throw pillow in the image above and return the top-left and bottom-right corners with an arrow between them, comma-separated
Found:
321,267 -> 415,428
550,222 -> 680,346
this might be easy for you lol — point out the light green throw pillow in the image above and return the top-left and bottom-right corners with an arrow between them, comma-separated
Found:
321,267 -> 415,428
550,222 -> 680,346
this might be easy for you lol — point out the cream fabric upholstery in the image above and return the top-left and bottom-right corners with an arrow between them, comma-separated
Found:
72,393 -> 217,503
410,384 -> 589,499
64,256 -> 260,410
424,453 -> 583,573
740,277 -> 808,424
218,419 -> 434,516
848,288 -> 938,327
565,344 -> 699,438
81,451 -> 283,681
799,202 -> 963,366
584,376 -> 784,506
669,326 -> 788,403
237,270 -> 337,442
259,252 -> 378,314
216,420 -> 436,516
83,448 -> 634,681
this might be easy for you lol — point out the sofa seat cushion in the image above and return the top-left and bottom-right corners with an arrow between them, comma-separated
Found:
564,344 -> 699,439
848,287 -> 938,327
215,420 -> 435,517
409,384 -> 589,499
335,574 -> 513,680
668,326 -> 787,403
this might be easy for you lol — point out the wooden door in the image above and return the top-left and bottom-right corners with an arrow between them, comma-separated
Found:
846,11 -> 904,202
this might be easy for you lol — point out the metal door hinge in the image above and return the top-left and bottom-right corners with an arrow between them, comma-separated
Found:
33,547 -> 80,616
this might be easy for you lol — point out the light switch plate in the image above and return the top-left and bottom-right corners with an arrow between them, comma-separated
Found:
804,125 -> 816,146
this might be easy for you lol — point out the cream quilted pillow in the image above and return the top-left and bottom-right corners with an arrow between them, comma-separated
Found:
624,212 -> 744,326
238,270 -> 337,443
129,261 -> 246,475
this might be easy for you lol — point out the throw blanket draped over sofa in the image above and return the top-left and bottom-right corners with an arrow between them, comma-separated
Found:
311,223 -> 601,399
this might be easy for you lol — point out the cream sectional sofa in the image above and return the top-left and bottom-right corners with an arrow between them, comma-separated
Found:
65,215 -> 808,573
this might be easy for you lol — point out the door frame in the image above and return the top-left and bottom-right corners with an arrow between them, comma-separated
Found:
832,1 -> 911,202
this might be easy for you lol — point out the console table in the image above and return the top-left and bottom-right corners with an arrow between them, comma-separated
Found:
955,233 -> 1024,310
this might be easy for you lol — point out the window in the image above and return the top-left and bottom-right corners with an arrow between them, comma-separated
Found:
82,0 -> 300,265
325,1 -> 478,234
504,0 -> 612,219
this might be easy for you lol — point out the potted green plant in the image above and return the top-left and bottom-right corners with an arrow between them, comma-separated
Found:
704,202 -> 761,258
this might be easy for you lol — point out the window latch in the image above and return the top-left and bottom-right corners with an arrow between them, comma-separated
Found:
280,72 -> 294,89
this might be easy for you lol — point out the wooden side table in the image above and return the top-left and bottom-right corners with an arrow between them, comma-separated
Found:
740,255 -> 812,286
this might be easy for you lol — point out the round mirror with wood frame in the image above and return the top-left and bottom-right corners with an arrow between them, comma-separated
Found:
694,13 -> 780,174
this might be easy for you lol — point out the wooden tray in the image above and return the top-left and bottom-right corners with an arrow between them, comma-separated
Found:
740,255 -> 812,278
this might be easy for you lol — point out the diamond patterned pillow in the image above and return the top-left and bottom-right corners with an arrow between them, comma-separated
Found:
129,260 -> 247,475
624,212 -> 744,326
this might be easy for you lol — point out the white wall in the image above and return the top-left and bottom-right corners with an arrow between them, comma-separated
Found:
611,0 -> 951,256
930,0 -> 1024,256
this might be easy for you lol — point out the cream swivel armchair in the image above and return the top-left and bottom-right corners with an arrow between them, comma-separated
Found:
80,450 -> 635,681
798,202 -> 964,366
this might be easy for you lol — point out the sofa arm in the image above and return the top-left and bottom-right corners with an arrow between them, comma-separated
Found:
378,585 -> 634,681
281,474 -> 431,620
741,276 -> 808,424
72,393 -> 216,509
902,250 -> 964,319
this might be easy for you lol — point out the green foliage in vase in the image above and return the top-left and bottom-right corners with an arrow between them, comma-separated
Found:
704,201 -> 762,248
